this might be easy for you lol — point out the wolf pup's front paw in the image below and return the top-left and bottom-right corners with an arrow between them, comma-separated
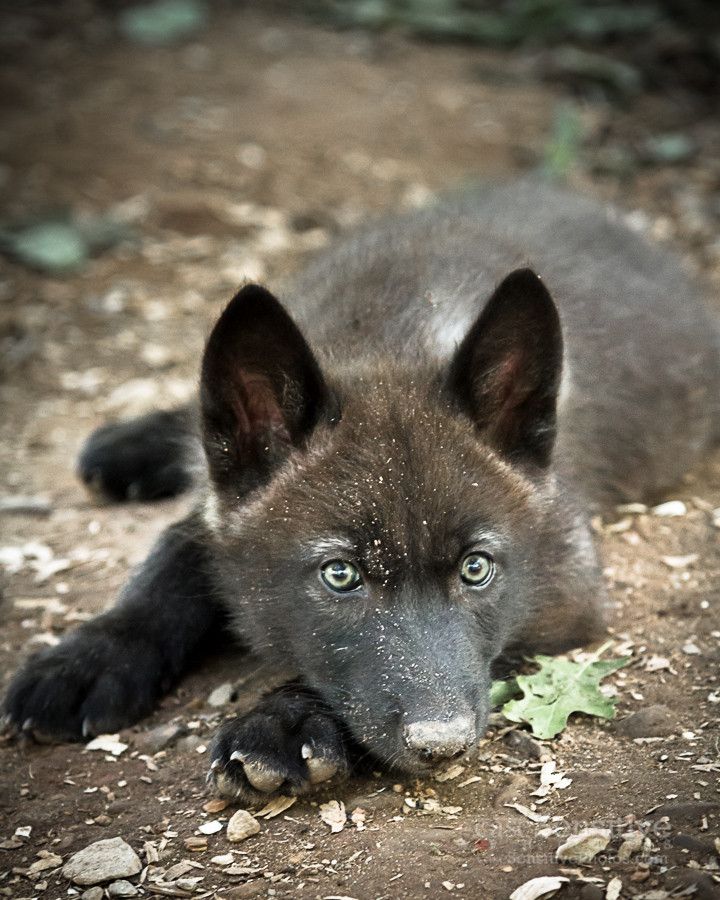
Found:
208,692 -> 348,803
4,623 -> 167,741
77,411 -> 194,502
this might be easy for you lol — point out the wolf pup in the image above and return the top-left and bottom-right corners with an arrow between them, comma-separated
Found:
6,179 -> 720,801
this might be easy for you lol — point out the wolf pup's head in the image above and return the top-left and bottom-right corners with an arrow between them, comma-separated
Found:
200,270 -> 598,773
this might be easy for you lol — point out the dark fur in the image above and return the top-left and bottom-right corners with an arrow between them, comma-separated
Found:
6,180 -> 720,800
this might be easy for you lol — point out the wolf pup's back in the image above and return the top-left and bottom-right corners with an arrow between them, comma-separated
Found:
290,179 -> 720,507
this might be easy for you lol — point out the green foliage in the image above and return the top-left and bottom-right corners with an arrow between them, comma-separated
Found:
119,0 -> 208,46
491,652 -> 629,739
319,1 -> 661,46
542,102 -> 583,180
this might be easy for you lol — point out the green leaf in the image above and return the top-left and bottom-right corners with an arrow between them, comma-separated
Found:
489,677 -> 520,708
500,654 -> 629,739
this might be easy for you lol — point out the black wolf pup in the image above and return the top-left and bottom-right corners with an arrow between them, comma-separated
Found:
6,179 -> 720,801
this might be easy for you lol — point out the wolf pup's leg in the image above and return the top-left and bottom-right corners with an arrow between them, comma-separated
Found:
77,405 -> 201,502
4,514 -> 227,740
209,684 -> 350,803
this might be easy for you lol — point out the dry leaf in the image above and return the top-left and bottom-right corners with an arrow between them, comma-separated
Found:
256,795 -> 297,819
85,734 -> 128,756
505,803 -> 550,824
319,800 -> 347,833
435,763 -> 466,782
509,875 -> 569,900
203,798 -> 228,814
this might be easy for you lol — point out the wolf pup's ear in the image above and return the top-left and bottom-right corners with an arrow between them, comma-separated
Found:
201,284 -> 334,494
446,268 -> 563,468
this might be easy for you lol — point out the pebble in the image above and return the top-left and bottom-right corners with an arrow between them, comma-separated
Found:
81,889 -> 104,900
556,827 -> 611,863
651,500 -> 687,517
207,682 -> 235,707
133,722 -> 187,754
0,494 -> 52,515
226,809 -> 261,842
177,734 -> 205,753
502,729 -> 544,760
107,881 -> 138,897
62,837 -> 142,886
615,705 -> 676,738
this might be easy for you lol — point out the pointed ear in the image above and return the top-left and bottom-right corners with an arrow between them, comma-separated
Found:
446,268 -> 563,468
200,284 -> 335,494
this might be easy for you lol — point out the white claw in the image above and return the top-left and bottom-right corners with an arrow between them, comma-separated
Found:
22,718 -> 34,732
230,750 -> 246,763
210,758 -> 221,770
81,718 -> 93,738
301,742 -> 313,760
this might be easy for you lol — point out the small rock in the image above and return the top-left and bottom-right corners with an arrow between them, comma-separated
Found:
108,881 -> 138,898
184,836 -> 207,851
133,722 -> 186,754
62,837 -> 142,886
27,852 -> 63,876
225,883 -> 266,899
203,798 -> 228,814
81,889 -> 104,900
198,820 -> 223,835
0,494 -> 52,516
207,682 -> 235,707
615,705 -> 676,738
556,827 -> 611,864
651,500 -> 687,517
176,734 -> 204,753
618,830 -> 645,861
226,810 -> 260,842
502,729 -> 544,760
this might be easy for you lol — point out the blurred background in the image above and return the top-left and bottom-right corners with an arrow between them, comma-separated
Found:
1,1 -> 719,426
2,5 -> 720,898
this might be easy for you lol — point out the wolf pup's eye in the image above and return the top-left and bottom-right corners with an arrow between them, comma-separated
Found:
460,551 -> 495,587
320,560 -> 363,593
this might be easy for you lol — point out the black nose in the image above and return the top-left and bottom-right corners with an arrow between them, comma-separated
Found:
403,715 -> 477,761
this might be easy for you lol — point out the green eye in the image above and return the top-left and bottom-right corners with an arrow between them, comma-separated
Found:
320,559 -> 363,593
460,551 -> 495,587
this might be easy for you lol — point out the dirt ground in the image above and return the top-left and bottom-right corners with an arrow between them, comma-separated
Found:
0,5 -> 719,900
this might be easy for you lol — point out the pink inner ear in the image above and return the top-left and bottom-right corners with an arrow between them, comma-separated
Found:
485,349 -> 527,413
231,370 -> 290,444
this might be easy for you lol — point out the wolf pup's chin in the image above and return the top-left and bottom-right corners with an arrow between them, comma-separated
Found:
6,179 -> 720,802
